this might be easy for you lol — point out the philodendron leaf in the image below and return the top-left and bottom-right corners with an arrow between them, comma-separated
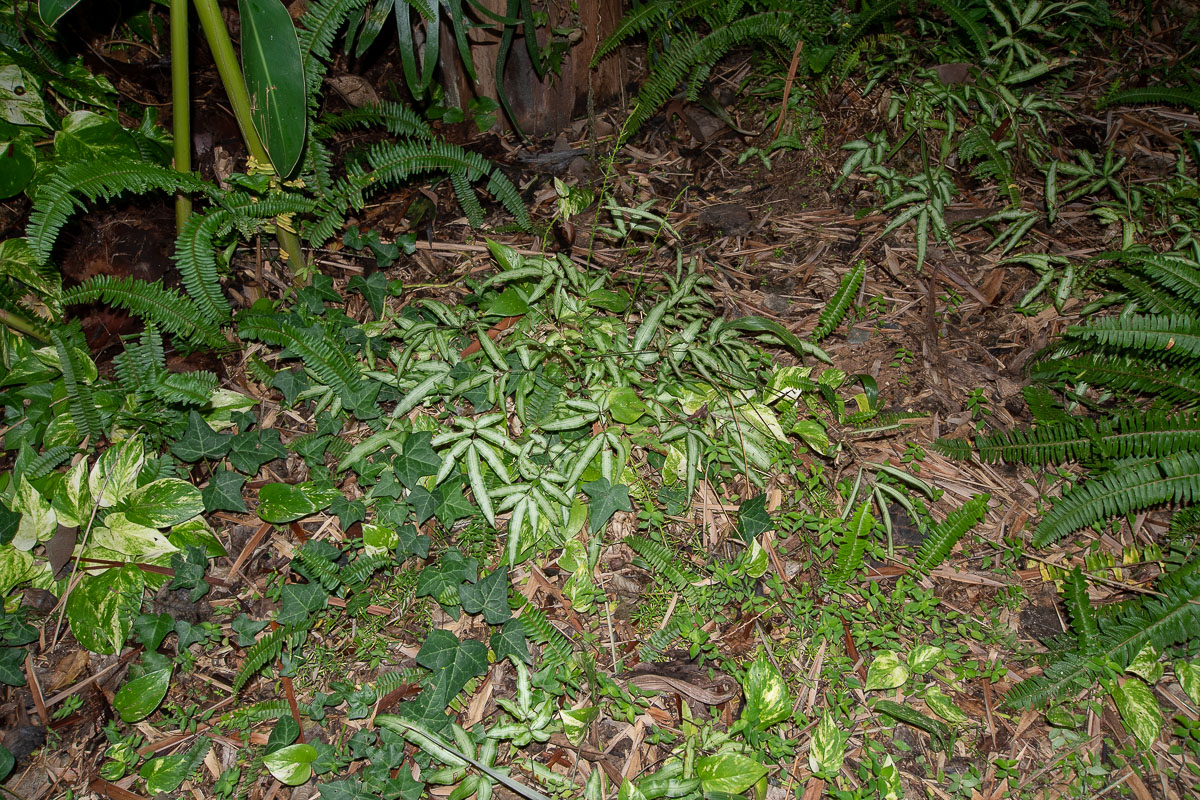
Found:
38,0 -> 84,27
263,743 -> 317,785
256,482 -> 339,524
238,0 -> 306,176
923,685 -> 967,724
907,644 -> 944,674
1126,644 -> 1164,684
116,478 -> 203,528
865,650 -> 909,691
66,565 -> 144,654
741,652 -> 790,731
695,752 -> 767,795
1176,659 -> 1200,705
114,660 -> 173,722
808,713 -> 847,778
1112,677 -> 1162,749
140,739 -> 210,795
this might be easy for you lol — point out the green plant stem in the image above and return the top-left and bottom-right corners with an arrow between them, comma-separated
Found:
191,0 -> 307,278
171,0 -> 192,232
0,309 -> 47,342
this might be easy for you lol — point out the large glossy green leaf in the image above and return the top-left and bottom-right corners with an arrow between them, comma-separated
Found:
116,479 -> 204,528
114,659 -> 173,722
37,0 -> 83,25
238,0 -> 306,176
66,565 -> 144,654
263,743 -> 317,785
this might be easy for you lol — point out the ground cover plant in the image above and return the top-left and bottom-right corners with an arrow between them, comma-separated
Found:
1,0 -> 1199,798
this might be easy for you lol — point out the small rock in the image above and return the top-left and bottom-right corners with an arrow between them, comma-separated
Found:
847,326 -> 872,344
762,294 -> 790,314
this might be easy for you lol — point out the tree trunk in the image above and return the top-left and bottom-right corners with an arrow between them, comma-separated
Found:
440,0 -> 625,137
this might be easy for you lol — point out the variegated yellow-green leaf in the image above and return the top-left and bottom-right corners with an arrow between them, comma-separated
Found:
792,419 -> 830,454
877,753 -> 902,800
557,538 -> 587,573
741,652 -> 790,730
361,523 -> 398,556
559,706 -> 598,746
12,477 -> 55,550
923,685 -> 967,723
769,365 -> 815,398
117,479 -> 203,529
743,539 -> 769,579
89,435 -> 145,507
1175,660 -> 1200,705
1126,644 -> 1164,685
91,513 -> 179,561
865,651 -> 909,691
262,743 -> 317,785
808,713 -> 847,777
695,752 -> 767,795
0,546 -> 36,596
739,402 -> 788,442
908,644 -> 944,674
1112,677 -> 1162,749
51,457 -> 91,528
617,779 -> 647,800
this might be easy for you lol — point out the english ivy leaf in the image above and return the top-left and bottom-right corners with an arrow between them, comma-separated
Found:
267,716 -> 301,752
278,582 -> 328,626
0,648 -> 26,686
396,524 -> 430,559
229,428 -> 288,475
434,482 -> 474,526
330,496 -> 366,529
272,368 -> 309,406
174,619 -> 207,651
490,619 -> 530,664
460,568 -> 510,624
317,778 -> 378,800
368,469 -> 405,500
171,411 -> 233,463
416,629 -> 488,701
394,432 -> 442,490
344,684 -> 377,720
232,614 -> 269,646
736,494 -> 772,542
582,478 -> 631,535
202,470 -> 247,513
348,272 -> 390,318
133,612 -> 174,651
0,744 -> 12,781
409,486 -> 438,525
